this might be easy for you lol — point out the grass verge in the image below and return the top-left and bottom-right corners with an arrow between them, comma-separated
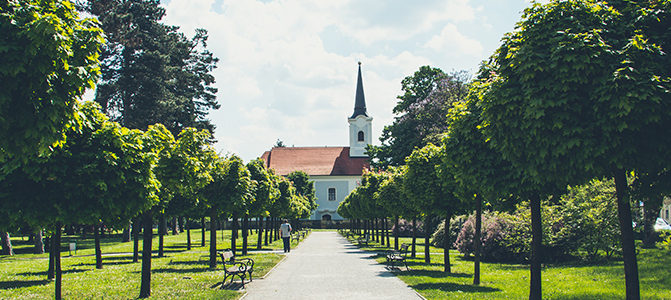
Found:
344,233 -> 671,299
0,229 -> 293,299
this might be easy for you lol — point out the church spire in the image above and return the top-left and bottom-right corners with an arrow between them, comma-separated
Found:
350,62 -> 368,119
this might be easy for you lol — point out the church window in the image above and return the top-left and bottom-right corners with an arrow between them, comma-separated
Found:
328,188 -> 336,201
358,131 -> 364,141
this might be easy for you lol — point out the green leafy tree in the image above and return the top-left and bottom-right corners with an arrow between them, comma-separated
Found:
0,102 -> 158,299
0,0 -> 103,164
441,81 -> 522,284
287,171 -> 318,214
202,154 -> 251,266
246,159 -> 278,252
84,0 -> 219,135
367,67 -> 468,168
376,166 -> 420,250
478,1 -> 671,298
404,144 -> 465,271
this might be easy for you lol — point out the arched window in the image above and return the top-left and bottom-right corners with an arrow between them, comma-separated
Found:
357,131 -> 364,142
322,214 -> 332,221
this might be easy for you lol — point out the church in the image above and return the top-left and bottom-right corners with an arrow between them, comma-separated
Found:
260,63 -> 372,221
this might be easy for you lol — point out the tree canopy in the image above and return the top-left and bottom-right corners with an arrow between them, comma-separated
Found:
0,0 -> 104,163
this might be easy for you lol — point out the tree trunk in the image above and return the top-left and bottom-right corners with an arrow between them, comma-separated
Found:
158,213 -> 166,258
133,217 -> 140,263
257,217 -> 263,250
34,229 -> 45,254
385,218 -> 390,247
265,217 -> 271,245
209,212 -> 217,269
529,193 -> 542,300
121,220 -> 131,242
139,211 -> 153,298
1,231 -> 13,255
614,169 -> 640,300
48,234 -> 55,280
242,214 -> 249,255
374,218 -> 379,243
443,214 -> 452,273
94,223 -> 103,269
231,214 -> 238,256
474,194 -> 482,285
54,224 -> 62,300
172,217 -> 179,235
394,216 -> 399,251
424,215 -> 431,264
201,217 -> 206,247
411,218 -> 417,258
186,219 -> 191,251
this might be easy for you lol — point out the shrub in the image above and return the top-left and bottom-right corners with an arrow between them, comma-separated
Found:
657,231 -> 671,250
452,178 -> 621,263
391,219 -> 425,237
453,211 -> 525,262
431,215 -> 467,249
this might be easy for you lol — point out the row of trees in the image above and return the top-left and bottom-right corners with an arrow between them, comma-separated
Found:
0,1 -> 317,299
0,100 -> 316,298
352,1 -> 671,300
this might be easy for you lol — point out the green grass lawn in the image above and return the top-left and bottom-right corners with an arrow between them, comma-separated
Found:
346,234 -> 671,300
0,228 -> 294,299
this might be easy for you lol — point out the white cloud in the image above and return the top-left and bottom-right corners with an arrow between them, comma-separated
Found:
158,0 -> 526,161
424,23 -> 483,57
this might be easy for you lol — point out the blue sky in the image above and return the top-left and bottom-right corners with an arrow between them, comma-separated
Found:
157,0 -> 535,161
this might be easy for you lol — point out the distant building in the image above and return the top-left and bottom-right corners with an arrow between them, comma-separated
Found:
661,197 -> 671,224
260,63 -> 371,221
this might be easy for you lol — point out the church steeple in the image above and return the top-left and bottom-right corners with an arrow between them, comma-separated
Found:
350,62 -> 368,118
348,62 -> 373,157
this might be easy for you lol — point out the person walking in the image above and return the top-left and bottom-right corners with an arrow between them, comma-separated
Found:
280,219 -> 292,253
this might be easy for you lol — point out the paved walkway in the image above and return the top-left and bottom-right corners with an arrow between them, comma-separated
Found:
242,231 -> 421,300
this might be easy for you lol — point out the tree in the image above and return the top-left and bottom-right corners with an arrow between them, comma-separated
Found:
0,102 -> 158,299
404,144 -> 465,271
165,128 -> 214,251
375,168 -> 404,249
286,171 -> 318,212
367,67 -> 469,168
138,123 -> 175,298
478,1 -> 671,299
441,81 -> 521,284
202,154 -> 251,267
85,0 -> 219,135
0,0 -> 103,164
247,159 -> 278,250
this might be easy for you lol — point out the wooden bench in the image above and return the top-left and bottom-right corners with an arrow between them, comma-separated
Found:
357,234 -> 370,246
218,250 -> 254,288
386,243 -> 409,271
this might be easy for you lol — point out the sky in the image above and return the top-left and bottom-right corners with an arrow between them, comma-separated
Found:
156,0 -> 536,162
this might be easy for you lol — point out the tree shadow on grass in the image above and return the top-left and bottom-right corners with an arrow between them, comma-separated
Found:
16,268 -> 87,277
411,282 -> 500,294
0,279 -> 51,289
168,260 -> 209,266
404,269 -> 471,279
153,267 -> 211,274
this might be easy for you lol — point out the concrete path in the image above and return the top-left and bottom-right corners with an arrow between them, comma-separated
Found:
242,231 -> 422,300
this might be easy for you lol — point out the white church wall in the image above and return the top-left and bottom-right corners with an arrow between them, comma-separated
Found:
309,175 -> 361,220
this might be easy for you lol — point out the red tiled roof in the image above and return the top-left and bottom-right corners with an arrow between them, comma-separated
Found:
260,147 -> 369,176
